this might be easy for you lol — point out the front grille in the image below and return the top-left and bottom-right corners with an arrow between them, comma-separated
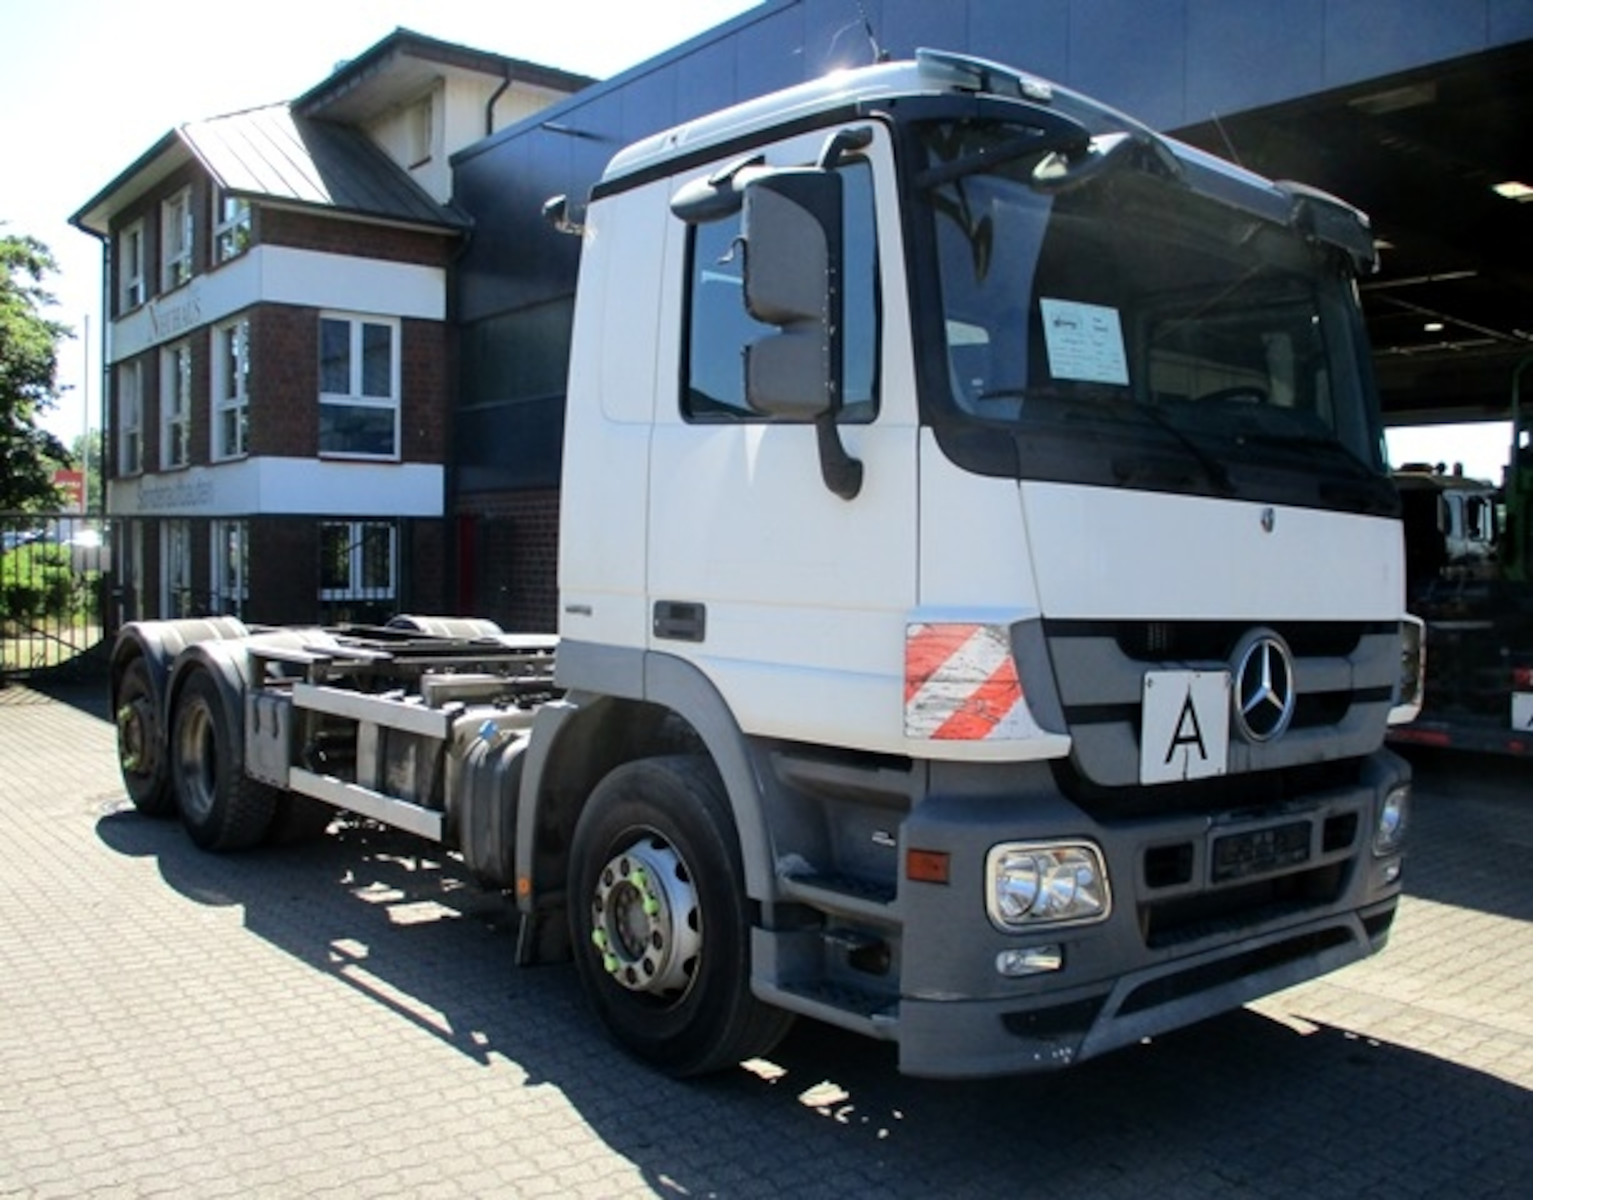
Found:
1041,618 -> 1379,664
1037,618 -> 1399,790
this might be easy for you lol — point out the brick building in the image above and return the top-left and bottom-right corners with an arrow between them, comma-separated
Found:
70,30 -> 588,626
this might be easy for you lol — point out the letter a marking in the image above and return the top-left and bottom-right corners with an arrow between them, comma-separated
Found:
1165,687 -> 1209,766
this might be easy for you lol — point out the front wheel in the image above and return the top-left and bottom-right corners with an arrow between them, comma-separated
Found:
568,756 -> 793,1076
170,670 -> 279,852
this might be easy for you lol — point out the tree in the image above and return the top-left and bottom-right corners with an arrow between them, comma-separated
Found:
1,227 -> 73,510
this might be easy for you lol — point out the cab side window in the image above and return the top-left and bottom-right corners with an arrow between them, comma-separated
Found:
683,159 -> 878,422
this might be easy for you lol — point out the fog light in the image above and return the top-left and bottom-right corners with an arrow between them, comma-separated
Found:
986,842 -> 1109,930
996,945 -> 1064,977
1374,784 -> 1410,855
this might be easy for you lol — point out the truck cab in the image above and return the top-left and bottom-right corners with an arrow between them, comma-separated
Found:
554,50 -> 1415,1075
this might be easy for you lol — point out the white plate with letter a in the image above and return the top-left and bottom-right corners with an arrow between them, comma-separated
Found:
1141,670 -> 1230,784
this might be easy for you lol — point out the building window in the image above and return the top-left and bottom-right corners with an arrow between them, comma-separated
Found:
161,186 -> 193,291
214,191 -> 252,263
160,342 -> 191,469
117,520 -> 144,624
117,361 -> 142,475
214,319 -> 250,459
212,520 -> 248,616
407,93 -> 434,168
118,220 -> 146,314
320,521 -> 396,623
319,314 -> 399,457
160,520 -> 191,619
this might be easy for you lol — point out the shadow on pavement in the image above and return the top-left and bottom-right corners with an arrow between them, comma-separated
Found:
96,804 -> 1531,1200
1395,746 -> 1533,922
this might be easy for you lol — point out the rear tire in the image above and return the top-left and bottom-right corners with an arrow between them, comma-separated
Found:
114,657 -> 173,816
568,756 -> 793,1076
170,670 -> 279,852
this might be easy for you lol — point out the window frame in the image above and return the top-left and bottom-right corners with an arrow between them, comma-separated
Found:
213,318 -> 250,461
318,311 -> 401,460
159,341 -> 191,469
318,520 -> 397,600
118,219 -> 146,314
161,186 -> 193,292
213,189 -> 252,264
406,92 -> 435,169
211,519 -> 249,617
159,519 -> 191,619
117,360 -> 143,475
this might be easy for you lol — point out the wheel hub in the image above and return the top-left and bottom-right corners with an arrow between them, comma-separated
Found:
116,697 -> 154,774
589,836 -> 701,995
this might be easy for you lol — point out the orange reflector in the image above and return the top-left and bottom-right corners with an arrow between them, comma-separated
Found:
516,876 -> 532,897
906,848 -> 950,884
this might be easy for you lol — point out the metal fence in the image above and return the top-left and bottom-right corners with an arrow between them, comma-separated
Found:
1,511 -> 113,683
3,512 -> 426,682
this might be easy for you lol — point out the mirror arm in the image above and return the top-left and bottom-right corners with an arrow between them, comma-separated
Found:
815,411 -> 863,501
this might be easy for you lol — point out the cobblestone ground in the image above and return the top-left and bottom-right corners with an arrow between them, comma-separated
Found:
0,682 -> 1531,1199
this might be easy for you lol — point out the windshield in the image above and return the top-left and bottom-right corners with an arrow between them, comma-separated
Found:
914,118 -> 1393,513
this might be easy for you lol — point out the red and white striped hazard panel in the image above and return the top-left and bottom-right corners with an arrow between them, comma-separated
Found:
904,622 -> 1042,740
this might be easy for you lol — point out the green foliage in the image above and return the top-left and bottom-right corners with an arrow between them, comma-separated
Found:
2,226 -> 74,510
1,540 -> 97,623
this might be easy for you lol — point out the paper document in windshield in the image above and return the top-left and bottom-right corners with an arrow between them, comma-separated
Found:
1040,298 -> 1129,385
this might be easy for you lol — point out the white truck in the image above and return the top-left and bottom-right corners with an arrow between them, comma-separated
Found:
109,50 -> 1420,1079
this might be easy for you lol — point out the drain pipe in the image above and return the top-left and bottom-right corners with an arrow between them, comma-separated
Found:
485,68 -> 511,137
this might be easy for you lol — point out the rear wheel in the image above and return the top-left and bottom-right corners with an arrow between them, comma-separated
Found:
170,670 -> 279,852
114,657 -> 172,816
568,756 -> 793,1076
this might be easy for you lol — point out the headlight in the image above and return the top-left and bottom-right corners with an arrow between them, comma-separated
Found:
1374,784 -> 1410,856
986,842 -> 1110,930
1389,615 -> 1425,725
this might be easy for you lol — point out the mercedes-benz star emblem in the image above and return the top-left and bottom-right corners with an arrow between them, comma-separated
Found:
1233,631 -> 1296,742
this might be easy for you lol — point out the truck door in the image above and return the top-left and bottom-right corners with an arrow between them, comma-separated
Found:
645,122 -> 918,754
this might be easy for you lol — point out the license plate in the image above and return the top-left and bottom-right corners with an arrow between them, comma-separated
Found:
1212,821 -> 1312,883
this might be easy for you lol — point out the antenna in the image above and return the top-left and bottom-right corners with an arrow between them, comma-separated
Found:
1209,111 -> 1243,165
858,2 -> 889,63
825,4 -> 891,67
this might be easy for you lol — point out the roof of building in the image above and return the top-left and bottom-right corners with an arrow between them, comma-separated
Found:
186,104 -> 469,227
295,26 -> 593,123
71,25 -> 593,237
70,105 -> 468,237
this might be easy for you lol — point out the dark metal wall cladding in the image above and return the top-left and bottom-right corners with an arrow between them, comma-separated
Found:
449,0 -> 1531,492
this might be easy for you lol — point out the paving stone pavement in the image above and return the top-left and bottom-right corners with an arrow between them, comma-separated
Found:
0,681 -> 1532,1199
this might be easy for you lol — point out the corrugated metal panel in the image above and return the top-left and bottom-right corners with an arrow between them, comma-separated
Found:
180,105 -> 466,228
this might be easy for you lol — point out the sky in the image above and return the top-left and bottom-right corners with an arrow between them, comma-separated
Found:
0,0 -> 761,445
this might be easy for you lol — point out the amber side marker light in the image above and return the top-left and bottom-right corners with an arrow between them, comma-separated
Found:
906,849 -> 950,884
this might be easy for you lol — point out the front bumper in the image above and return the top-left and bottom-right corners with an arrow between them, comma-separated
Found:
884,751 -> 1408,1078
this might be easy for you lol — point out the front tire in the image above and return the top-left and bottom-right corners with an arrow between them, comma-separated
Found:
568,756 -> 793,1076
170,670 -> 279,852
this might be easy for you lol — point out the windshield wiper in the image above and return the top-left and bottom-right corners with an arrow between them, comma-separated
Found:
977,386 -> 1235,495
1245,430 -> 1380,476
1242,430 -> 1394,512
